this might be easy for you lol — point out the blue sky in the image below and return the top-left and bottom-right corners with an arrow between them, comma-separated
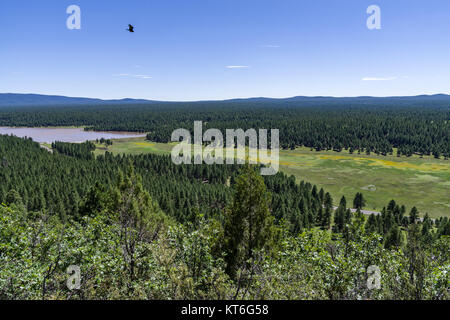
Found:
1,0 -> 450,101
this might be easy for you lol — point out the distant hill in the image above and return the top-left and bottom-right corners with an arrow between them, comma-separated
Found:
1,93 -> 450,107
0,94 -> 158,107
227,94 -> 450,103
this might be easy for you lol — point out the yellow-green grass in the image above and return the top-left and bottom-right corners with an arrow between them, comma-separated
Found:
94,137 -> 174,156
279,148 -> 449,219
41,142 -> 52,148
95,137 -> 450,218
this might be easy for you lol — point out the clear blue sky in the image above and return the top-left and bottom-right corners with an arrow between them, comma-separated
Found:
1,0 -> 450,101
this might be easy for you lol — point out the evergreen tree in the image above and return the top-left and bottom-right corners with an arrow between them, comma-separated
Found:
111,165 -> 169,280
333,196 -> 347,233
365,214 -> 378,234
5,189 -> 23,207
223,166 -> 274,278
339,196 -> 347,209
79,182 -> 110,217
409,207 -> 419,224
321,192 -> 333,230
421,213 -> 433,246
353,192 -> 366,210
406,222 -> 427,299
384,224 -> 403,249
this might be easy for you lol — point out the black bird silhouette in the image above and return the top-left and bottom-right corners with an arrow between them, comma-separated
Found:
126,24 -> 134,33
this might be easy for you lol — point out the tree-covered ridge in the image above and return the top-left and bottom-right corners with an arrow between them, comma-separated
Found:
1,134 -> 448,232
0,135 -> 331,230
0,100 -> 448,157
1,164 -> 448,300
0,135 -> 233,223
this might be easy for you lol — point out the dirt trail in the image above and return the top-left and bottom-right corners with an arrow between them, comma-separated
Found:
332,206 -> 380,216
332,206 -> 430,221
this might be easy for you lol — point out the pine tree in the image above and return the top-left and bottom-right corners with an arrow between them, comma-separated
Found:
322,209 -> 331,230
406,222 -> 427,299
5,189 -> 23,206
321,192 -> 333,230
365,214 -> 378,234
333,196 -> 347,233
421,213 -> 433,246
79,182 -> 109,217
339,196 -> 347,209
384,224 -> 403,249
223,165 -> 274,279
409,207 -> 419,224
353,192 -> 366,210
111,165 -> 168,280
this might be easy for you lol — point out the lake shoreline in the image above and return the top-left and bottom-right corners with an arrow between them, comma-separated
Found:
0,126 -> 147,144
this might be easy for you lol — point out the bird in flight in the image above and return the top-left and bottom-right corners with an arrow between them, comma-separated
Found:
126,24 -> 135,33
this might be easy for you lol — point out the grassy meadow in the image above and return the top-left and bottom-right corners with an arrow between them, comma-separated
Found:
94,137 -> 450,218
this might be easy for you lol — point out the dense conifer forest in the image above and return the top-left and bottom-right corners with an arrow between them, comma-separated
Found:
0,135 -> 335,230
0,98 -> 449,157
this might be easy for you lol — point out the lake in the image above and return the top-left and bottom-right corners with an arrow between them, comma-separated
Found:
0,127 -> 146,143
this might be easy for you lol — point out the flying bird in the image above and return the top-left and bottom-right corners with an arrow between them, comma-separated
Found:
126,24 -> 134,33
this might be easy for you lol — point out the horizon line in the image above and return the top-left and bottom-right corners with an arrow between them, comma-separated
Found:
1,92 -> 450,104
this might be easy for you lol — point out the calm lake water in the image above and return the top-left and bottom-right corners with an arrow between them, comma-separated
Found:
0,127 -> 146,143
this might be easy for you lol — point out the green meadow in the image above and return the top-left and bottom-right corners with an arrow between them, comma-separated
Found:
94,137 -> 450,219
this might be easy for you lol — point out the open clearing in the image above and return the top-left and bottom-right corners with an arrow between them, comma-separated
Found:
94,137 -> 450,218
